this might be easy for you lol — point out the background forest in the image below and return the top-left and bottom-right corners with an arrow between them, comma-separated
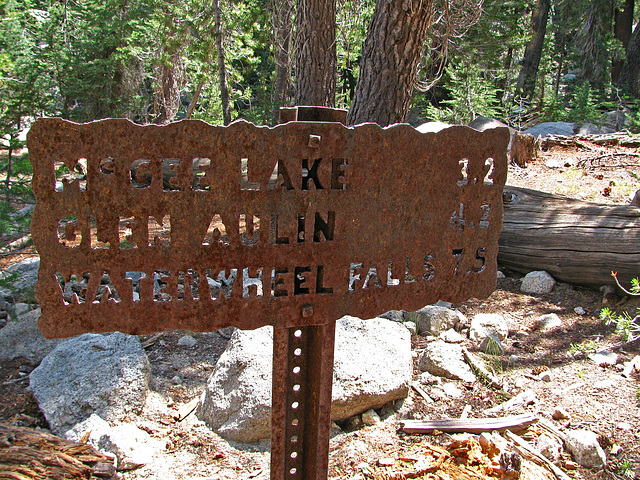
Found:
1,0 -> 640,202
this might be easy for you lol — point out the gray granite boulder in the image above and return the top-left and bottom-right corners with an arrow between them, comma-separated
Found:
197,316 -> 412,443
524,122 -> 576,137
30,332 -> 150,435
0,256 -> 39,301
0,308 -> 60,363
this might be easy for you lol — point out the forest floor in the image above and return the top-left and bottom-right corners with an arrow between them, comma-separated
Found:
0,134 -> 640,480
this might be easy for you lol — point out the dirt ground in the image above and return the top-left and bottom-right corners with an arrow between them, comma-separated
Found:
1,134 -> 639,480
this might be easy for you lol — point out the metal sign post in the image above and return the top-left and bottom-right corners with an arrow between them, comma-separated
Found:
28,108 -> 509,480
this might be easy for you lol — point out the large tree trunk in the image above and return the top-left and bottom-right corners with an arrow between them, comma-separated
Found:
612,0 -> 635,84
347,0 -> 434,126
515,0 -> 551,101
213,0 -> 231,125
271,0 -> 293,124
294,0 -> 336,107
618,20 -> 640,98
499,186 -> 640,289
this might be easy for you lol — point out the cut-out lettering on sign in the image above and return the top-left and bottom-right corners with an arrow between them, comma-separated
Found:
28,118 -> 509,338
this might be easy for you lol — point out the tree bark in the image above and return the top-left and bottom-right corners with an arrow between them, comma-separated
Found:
213,0 -> 231,125
618,20 -> 640,98
515,0 -> 551,101
612,0 -> 635,84
347,0 -> 434,127
294,0 -> 336,107
271,0 -> 293,124
499,186 -> 640,289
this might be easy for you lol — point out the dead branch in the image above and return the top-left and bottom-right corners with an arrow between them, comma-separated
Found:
504,430 -> 571,480
401,413 -> 538,435
462,348 -> 503,390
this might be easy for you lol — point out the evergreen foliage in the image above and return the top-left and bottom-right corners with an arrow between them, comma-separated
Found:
0,0 -> 639,130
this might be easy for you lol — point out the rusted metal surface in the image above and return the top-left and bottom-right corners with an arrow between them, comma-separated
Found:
271,323 -> 335,479
29,109 -> 509,480
28,117 -> 508,338
270,107 -> 342,480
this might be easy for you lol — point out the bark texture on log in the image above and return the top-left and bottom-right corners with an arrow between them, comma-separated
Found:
0,423 -> 115,479
499,186 -> 640,289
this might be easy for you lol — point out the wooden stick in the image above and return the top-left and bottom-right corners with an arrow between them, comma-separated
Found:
460,405 -> 472,419
537,418 -> 568,445
411,382 -> 433,403
504,430 -> 572,480
401,413 -> 538,435
462,348 -> 503,390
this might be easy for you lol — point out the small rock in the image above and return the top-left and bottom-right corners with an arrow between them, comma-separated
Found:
496,270 -> 505,279
508,355 -> 522,365
480,334 -> 505,356
403,322 -> 417,336
536,313 -> 562,331
439,329 -> 464,343
14,303 -> 31,317
617,422 -> 632,431
177,335 -> 197,347
593,379 -> 615,389
362,409 -> 381,426
343,415 -> 364,431
418,341 -> 476,383
537,371 -> 552,382
470,314 -> 508,343
99,423 -> 165,471
524,122 -> 576,138
546,159 -> 562,169
521,271 -> 556,294
588,351 -> 618,366
440,382 -> 462,398
379,310 -> 405,323
514,377 -> 526,389
564,429 -> 606,468
574,307 -> 586,315
171,375 -> 182,385
412,305 -> 466,336
64,413 -> 112,445
538,433 -> 562,462
434,300 -> 453,309
419,372 -> 442,386
377,457 -> 395,467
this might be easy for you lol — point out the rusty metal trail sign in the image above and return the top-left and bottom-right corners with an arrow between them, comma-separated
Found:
28,108 -> 509,479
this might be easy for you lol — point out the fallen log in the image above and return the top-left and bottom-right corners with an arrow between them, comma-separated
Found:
499,186 -> 640,289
